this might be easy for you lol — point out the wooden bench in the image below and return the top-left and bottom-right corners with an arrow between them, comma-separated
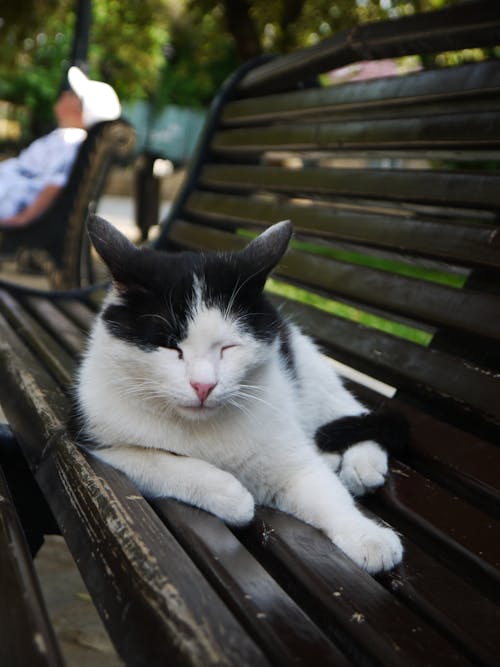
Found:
1,2 -> 500,665
0,119 -> 135,289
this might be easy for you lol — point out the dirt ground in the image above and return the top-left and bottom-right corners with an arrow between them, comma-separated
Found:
35,537 -> 123,666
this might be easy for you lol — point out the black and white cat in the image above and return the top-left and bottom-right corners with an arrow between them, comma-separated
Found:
73,215 -> 404,574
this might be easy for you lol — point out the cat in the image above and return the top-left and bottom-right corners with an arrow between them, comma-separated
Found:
72,215 -> 405,574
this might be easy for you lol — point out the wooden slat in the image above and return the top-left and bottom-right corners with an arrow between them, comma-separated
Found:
24,296 -> 87,357
237,0 -> 500,96
200,164 -> 500,211
211,111 -> 500,156
367,462 -> 500,597
184,191 -> 500,268
0,467 -> 64,667
0,308 -> 272,667
155,499 -> 351,667
166,220 -> 500,344
0,290 -> 75,388
224,61 -> 500,126
391,399 -> 500,514
381,536 -> 500,667
239,508 -> 474,667
55,297 -> 98,331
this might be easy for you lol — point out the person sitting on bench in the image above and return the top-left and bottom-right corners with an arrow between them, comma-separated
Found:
0,66 -> 121,227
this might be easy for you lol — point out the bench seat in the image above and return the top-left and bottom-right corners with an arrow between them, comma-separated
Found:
0,285 -> 499,666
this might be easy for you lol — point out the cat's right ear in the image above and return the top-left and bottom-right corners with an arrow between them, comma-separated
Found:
87,215 -> 138,285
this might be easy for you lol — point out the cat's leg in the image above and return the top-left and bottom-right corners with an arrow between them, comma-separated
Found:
92,445 -> 254,525
338,441 -> 388,497
270,454 -> 402,573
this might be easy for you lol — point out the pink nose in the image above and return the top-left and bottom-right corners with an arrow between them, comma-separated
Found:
190,381 -> 217,403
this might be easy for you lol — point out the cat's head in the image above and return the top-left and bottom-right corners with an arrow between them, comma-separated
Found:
87,215 -> 292,421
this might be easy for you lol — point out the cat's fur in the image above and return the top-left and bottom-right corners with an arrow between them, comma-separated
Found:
72,215 -> 404,574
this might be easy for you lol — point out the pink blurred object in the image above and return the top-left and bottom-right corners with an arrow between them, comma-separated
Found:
329,58 -> 413,83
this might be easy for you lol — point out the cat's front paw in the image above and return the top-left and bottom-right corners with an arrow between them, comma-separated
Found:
339,441 -> 388,497
334,520 -> 403,574
201,471 -> 255,526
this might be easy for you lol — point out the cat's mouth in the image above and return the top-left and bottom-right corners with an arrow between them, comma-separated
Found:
177,403 -> 219,419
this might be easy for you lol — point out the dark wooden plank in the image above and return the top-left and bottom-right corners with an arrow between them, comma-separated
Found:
0,467 -> 64,667
200,164 -> 500,211
184,191 -> 500,268
0,310 -> 271,667
237,1 -> 500,96
381,536 -> 500,667
155,499 -> 352,667
211,111 -> 500,155
366,462 -> 500,600
55,297 -> 97,331
24,296 -> 87,357
0,289 -> 75,389
224,60 -> 500,126
391,398 -> 500,515
238,508 -> 474,667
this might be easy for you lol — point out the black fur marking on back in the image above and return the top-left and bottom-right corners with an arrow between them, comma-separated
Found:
101,247 -> 283,350
315,406 -> 410,457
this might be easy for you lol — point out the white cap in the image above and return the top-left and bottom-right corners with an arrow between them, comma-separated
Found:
68,66 -> 121,128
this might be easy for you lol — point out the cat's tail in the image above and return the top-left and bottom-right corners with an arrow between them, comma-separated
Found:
314,406 -> 410,458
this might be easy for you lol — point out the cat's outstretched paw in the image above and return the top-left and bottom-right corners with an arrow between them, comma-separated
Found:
339,441 -> 388,497
334,520 -> 403,574
201,471 -> 255,526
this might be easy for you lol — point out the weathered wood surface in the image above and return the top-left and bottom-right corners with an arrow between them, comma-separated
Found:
0,465 -> 64,667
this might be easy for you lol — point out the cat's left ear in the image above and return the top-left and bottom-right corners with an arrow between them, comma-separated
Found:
239,220 -> 292,286
87,214 -> 138,285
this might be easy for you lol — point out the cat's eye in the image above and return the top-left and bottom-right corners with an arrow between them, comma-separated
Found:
220,345 -> 237,358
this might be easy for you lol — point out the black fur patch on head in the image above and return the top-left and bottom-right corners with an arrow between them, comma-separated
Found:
315,406 -> 410,457
101,248 -> 283,350
102,248 -> 198,350
89,216 -> 292,351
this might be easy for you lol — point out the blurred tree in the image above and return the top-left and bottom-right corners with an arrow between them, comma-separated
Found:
0,0 -> 170,138
0,0 -> 465,136
159,0 -> 461,107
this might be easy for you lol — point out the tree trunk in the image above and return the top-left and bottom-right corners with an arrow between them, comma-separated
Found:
222,0 -> 263,60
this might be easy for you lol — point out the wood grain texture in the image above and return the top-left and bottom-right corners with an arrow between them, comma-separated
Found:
0,467 -> 64,667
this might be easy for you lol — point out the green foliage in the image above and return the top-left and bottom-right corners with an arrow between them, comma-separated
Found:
0,0 -> 469,136
0,0 -> 170,138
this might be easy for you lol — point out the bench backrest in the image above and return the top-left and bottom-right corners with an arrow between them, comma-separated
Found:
157,0 -> 500,441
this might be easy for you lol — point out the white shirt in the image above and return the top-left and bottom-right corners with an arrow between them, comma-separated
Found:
0,127 -> 87,218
